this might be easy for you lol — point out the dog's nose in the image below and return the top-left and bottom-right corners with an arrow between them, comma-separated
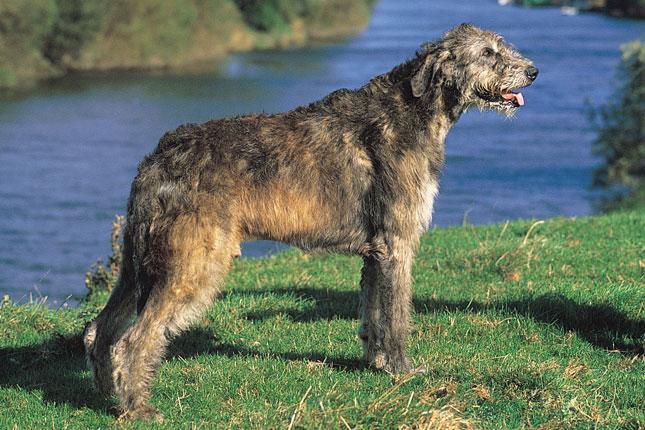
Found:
525,66 -> 539,81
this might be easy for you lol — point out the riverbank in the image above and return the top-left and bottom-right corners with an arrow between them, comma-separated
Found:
511,0 -> 644,18
1,209 -> 643,428
0,0 -> 374,90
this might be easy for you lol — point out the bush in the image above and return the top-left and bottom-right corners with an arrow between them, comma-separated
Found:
99,0 -> 199,63
605,0 -> 645,18
233,0 -> 348,33
43,0 -> 105,65
0,0 -> 58,86
591,40 -> 645,208
0,0 -> 374,87
0,67 -> 16,87
234,0 -> 293,32
0,0 -> 57,48
84,215 -> 124,300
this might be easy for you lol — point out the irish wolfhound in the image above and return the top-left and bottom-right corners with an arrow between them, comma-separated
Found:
84,23 -> 538,420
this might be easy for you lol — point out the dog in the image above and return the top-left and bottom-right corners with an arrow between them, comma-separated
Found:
84,23 -> 538,420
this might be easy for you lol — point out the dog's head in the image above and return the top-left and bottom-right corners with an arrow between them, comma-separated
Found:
411,23 -> 538,116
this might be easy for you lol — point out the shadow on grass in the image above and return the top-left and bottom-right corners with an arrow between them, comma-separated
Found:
0,286 -> 642,416
167,327 -> 369,372
0,334 -> 113,413
0,327 -> 365,419
236,286 -> 645,355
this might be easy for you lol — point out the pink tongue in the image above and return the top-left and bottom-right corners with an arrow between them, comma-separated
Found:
502,92 -> 524,106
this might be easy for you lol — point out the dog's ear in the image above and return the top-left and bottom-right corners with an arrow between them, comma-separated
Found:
411,49 -> 451,97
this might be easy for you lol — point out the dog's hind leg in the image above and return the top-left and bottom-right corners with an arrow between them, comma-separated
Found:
360,236 -> 415,375
358,255 -> 377,359
84,231 -> 137,394
110,213 -> 233,421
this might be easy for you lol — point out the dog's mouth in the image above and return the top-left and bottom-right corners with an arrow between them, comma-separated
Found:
476,89 -> 525,108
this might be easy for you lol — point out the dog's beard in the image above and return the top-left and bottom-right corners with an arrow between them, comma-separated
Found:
472,76 -> 532,117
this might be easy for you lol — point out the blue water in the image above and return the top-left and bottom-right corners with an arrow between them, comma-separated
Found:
0,0 -> 642,305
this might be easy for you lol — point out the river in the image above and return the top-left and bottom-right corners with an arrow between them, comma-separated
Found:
0,0 -> 642,305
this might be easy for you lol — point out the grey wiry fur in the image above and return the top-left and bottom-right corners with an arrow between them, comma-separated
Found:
84,23 -> 537,420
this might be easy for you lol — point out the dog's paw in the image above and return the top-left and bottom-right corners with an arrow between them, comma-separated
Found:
382,354 -> 411,375
371,352 -> 425,376
118,405 -> 164,423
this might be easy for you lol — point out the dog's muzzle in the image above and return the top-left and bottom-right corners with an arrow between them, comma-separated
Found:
525,66 -> 539,81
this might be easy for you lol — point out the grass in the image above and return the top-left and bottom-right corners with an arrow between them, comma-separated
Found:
1,209 -> 643,429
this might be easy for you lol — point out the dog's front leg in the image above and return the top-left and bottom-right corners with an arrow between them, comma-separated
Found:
359,236 -> 415,374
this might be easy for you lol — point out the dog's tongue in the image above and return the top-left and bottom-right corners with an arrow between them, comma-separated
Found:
502,92 -> 524,106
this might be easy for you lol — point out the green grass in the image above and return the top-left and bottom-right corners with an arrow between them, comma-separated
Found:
1,210 -> 644,429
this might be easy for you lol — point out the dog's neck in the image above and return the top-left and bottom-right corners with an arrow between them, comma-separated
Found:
387,56 -> 467,122
364,62 -> 466,158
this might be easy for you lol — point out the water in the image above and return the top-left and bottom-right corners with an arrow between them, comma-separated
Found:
0,1 -> 642,305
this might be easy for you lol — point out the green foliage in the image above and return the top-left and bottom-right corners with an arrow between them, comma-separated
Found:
0,0 -> 57,48
606,0 -> 645,17
234,0 -> 301,32
42,0 -> 105,65
234,0 -> 373,33
0,67 -> 16,87
146,0 -> 199,55
1,210 -> 644,428
592,40 -> 645,207
513,0 -> 645,17
0,0 -> 373,87
0,0 -> 58,87
101,0 -> 199,61
84,216 -> 124,300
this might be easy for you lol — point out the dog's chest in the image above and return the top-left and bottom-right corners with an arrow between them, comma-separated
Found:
416,177 -> 439,231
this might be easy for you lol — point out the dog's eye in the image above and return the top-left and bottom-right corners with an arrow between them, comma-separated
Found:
482,48 -> 495,57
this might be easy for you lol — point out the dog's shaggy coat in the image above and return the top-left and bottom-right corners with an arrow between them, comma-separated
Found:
84,23 -> 538,420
